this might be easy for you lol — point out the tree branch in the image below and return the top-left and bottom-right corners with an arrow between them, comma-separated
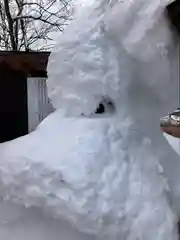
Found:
3,0 -> 17,50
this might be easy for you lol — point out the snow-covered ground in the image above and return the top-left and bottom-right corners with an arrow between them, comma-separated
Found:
0,200 -> 94,240
164,134 -> 180,156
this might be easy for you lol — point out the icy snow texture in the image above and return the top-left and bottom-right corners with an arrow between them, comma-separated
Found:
0,0 -> 180,240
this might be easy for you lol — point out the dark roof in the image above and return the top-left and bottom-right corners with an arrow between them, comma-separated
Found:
0,51 -> 50,77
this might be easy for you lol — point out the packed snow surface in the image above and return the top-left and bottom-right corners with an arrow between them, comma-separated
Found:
0,0 -> 180,240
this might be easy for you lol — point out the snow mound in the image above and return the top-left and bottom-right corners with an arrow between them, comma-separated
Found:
0,0 -> 180,240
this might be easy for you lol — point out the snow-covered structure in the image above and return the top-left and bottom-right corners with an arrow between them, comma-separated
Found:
0,0 -> 180,240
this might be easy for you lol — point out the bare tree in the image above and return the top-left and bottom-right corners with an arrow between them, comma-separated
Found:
0,0 -> 72,51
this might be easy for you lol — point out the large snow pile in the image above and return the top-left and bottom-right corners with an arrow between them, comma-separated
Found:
0,0 -> 180,240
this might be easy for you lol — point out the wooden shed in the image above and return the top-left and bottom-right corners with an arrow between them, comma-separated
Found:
0,51 -> 53,143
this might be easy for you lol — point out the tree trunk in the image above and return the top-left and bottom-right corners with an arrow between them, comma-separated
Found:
3,0 -> 17,50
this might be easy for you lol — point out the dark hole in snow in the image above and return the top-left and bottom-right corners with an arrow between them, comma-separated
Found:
95,98 -> 115,114
95,103 -> 105,114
